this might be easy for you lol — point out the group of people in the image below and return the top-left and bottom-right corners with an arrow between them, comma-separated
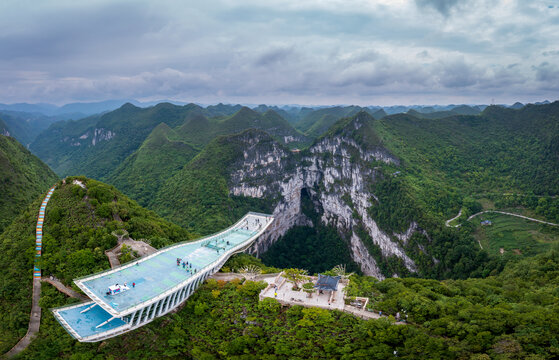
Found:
241,218 -> 258,232
395,310 -> 408,322
177,258 -> 197,275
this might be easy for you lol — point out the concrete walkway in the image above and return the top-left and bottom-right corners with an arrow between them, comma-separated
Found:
4,278 -> 42,358
42,277 -> 89,301
105,249 -> 121,269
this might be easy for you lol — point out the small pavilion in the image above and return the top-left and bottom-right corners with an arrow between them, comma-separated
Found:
314,274 -> 341,293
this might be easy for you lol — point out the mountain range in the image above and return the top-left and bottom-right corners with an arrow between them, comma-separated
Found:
1,98 -> 559,358
25,100 -> 559,279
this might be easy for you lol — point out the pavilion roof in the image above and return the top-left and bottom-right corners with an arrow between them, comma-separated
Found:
314,274 -> 341,291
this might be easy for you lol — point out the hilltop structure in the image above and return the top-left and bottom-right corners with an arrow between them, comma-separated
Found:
52,212 -> 273,342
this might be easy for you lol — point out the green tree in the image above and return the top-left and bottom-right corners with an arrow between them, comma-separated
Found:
283,268 -> 308,290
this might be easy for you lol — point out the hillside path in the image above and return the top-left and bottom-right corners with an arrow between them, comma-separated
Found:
3,278 -> 42,358
41,277 -> 89,301
4,186 -> 56,358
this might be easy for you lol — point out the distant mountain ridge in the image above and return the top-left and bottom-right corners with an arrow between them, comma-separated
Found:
0,110 -> 62,146
30,103 -> 310,194
149,101 -> 559,279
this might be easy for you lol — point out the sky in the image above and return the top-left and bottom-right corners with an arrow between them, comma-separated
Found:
1,0 -> 558,106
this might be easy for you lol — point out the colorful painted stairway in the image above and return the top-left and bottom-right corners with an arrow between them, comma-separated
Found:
34,186 -> 56,278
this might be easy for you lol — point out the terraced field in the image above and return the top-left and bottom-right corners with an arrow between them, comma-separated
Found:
473,212 -> 559,257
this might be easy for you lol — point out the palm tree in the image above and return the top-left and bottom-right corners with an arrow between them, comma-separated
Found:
238,265 -> 262,280
332,264 -> 354,280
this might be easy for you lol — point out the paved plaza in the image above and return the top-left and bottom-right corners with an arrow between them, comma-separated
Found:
260,274 -> 346,310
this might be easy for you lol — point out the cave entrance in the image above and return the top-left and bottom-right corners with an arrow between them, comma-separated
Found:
300,187 -> 321,222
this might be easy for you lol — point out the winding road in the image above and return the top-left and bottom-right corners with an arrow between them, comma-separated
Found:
467,210 -> 559,226
445,208 -> 462,228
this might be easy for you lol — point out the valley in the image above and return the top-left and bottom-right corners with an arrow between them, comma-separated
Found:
3,1 -> 559,358
1,100 -> 558,359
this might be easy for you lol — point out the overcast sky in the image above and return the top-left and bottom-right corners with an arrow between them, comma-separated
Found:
1,0 -> 558,106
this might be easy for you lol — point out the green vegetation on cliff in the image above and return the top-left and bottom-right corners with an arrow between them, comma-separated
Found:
0,135 -> 58,232
0,177 -> 190,353
106,123 -> 199,207
31,103 -> 309,183
153,129 -> 274,235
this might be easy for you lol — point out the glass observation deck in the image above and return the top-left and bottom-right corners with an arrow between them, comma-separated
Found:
79,228 -> 257,314
52,212 -> 273,342
53,302 -> 127,339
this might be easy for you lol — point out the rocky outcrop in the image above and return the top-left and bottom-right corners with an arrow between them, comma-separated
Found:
229,113 -> 424,279
63,128 -> 116,147
92,128 -> 115,146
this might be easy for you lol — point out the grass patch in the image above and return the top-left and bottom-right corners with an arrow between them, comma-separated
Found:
477,198 -> 495,210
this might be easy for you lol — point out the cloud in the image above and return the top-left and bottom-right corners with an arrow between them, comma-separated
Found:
414,0 -> 463,16
254,46 -> 297,67
533,62 -> 559,84
0,0 -> 557,105
436,58 -> 484,88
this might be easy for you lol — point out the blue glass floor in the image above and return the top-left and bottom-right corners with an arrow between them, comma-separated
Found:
80,228 -> 256,313
55,302 -> 127,338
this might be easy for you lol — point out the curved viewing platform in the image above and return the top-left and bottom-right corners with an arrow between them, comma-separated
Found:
52,212 -> 273,342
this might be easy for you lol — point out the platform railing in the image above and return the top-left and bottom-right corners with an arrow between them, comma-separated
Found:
73,213 -> 273,317
74,212 -> 270,283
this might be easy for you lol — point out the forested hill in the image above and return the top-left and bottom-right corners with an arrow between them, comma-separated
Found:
0,176 -> 191,353
106,122 -> 199,207
152,129 -> 276,234
145,103 -> 559,280
9,231 -> 559,358
293,105 -> 388,138
104,106 -> 308,208
373,101 -> 559,216
30,103 -> 309,182
0,135 -> 58,232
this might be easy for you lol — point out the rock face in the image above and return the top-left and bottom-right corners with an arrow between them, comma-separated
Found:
91,128 -> 116,146
62,128 -> 116,147
229,113 -> 422,279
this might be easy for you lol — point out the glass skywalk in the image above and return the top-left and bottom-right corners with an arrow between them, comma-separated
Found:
80,228 -> 257,313
53,212 -> 273,342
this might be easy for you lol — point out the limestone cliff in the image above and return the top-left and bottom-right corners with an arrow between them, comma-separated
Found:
229,112 -> 425,279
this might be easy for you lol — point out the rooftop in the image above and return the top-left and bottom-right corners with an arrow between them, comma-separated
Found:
314,274 -> 341,292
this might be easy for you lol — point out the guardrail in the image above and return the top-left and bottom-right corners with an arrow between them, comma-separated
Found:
116,216 -> 273,316
73,213 -> 273,317
74,212 -> 269,283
